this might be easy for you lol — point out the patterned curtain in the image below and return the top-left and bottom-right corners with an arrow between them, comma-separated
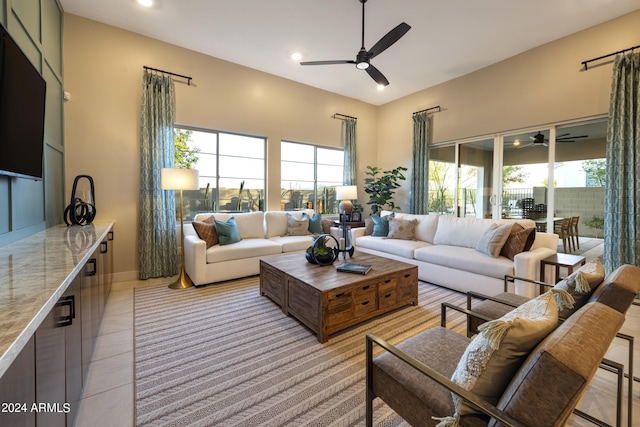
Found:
410,111 -> 429,214
604,52 -> 640,274
343,118 -> 357,185
138,71 -> 178,279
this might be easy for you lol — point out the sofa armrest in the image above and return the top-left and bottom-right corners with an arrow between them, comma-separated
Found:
513,247 -> 556,297
183,234 -> 207,285
351,227 -> 366,244
366,334 -> 525,427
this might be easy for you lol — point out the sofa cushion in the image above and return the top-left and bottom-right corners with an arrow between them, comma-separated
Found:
402,213 -> 440,243
414,245 -> 513,280
269,235 -> 315,253
446,291 -> 559,420
500,224 -> 536,260
205,238 -> 282,263
371,214 -> 393,236
286,213 -> 310,236
387,217 -> 418,240
201,211 -> 264,239
191,216 -> 218,248
433,216 -> 493,249
355,235 -> 431,259
215,217 -> 241,245
308,212 -> 323,234
264,210 -> 315,238
475,223 -> 513,257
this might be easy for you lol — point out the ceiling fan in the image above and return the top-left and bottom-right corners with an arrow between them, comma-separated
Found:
300,0 -> 410,86
508,132 -> 589,148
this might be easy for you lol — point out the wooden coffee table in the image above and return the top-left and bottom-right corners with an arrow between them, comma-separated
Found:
260,251 -> 418,343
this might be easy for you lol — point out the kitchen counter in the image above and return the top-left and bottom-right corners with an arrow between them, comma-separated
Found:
0,221 -> 113,379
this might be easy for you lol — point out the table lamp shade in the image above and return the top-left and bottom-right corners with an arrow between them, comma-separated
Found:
336,185 -> 357,201
161,168 -> 199,190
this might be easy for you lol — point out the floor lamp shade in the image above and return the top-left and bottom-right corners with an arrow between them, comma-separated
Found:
161,168 -> 199,190
161,168 -> 199,289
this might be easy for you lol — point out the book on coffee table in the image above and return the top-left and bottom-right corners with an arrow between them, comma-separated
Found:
337,262 -> 372,275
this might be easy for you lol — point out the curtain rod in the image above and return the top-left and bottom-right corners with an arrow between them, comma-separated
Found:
581,44 -> 640,70
412,105 -> 441,115
143,66 -> 193,85
332,113 -> 357,121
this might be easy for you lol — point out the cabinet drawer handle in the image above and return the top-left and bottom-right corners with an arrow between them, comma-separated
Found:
384,279 -> 391,283
55,295 -> 75,327
384,293 -> 392,298
404,274 -> 411,278
86,258 -> 97,276
361,285 -> 370,291
361,301 -> 369,306
108,230 -> 114,241
335,292 -> 345,298
100,241 -> 108,254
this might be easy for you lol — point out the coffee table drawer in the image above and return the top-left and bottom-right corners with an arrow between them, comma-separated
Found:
378,278 -> 397,309
260,262 -> 285,307
355,290 -> 377,317
327,290 -> 353,326
288,277 -> 321,330
397,270 -> 418,301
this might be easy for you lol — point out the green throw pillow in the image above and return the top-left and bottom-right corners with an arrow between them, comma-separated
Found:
371,213 -> 393,236
308,212 -> 323,234
215,217 -> 241,245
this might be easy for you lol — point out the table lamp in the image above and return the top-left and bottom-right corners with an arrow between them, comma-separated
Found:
161,168 -> 199,289
336,185 -> 358,216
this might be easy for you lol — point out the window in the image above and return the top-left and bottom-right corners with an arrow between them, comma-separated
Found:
281,141 -> 343,213
174,127 -> 266,219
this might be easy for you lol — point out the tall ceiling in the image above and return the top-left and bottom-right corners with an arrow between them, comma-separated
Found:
60,0 -> 640,106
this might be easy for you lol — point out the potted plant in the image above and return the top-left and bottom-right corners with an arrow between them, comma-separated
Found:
585,216 -> 604,238
363,165 -> 407,215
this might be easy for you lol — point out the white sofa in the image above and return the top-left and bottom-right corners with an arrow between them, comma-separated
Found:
352,212 -> 558,298
183,210 -> 318,286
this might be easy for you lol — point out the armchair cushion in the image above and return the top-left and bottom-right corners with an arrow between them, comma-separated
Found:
447,290 -> 559,421
554,258 -> 604,318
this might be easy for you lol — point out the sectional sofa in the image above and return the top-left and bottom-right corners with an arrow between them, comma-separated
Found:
352,211 -> 558,297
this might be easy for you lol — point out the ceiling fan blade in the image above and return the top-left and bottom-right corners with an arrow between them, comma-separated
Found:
365,64 -> 389,86
300,60 -> 355,66
367,22 -> 411,59
556,133 -> 570,139
557,134 -> 588,140
518,142 -> 535,149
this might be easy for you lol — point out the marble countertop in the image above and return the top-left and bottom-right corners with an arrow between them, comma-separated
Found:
0,221 -> 114,379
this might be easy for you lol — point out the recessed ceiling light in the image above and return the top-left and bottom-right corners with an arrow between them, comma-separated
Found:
376,84 -> 385,91
137,0 -> 153,7
290,52 -> 302,61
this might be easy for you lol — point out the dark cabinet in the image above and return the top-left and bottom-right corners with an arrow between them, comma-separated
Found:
64,276 -> 83,426
0,337 -> 36,427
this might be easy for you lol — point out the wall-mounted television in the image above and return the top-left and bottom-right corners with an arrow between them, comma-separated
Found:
0,23 -> 46,181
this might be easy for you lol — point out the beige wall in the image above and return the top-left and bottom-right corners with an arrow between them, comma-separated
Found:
63,14 -> 378,280
376,9 -> 640,204
64,10 -> 640,280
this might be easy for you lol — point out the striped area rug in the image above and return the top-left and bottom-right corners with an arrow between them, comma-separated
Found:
134,276 -> 468,426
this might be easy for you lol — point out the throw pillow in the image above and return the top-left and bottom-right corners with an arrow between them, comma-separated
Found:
371,213 -> 394,237
475,223 -> 513,257
364,217 -> 374,235
286,213 -> 310,236
435,291 -> 560,425
215,217 -> 241,246
192,215 -> 219,248
500,223 -> 536,260
554,258 -> 605,319
308,212 -> 323,234
386,217 -> 418,240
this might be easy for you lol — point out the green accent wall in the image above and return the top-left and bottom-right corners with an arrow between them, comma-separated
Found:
0,0 -> 64,246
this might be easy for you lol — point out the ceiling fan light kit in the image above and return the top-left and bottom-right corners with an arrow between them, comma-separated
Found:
300,0 -> 410,86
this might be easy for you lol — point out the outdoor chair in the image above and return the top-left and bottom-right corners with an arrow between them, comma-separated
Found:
570,215 -> 581,250
554,217 -> 573,253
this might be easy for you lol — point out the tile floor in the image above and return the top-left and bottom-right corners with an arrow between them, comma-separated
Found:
74,271 -> 639,427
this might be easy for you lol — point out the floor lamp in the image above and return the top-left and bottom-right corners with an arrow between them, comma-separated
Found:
161,168 -> 199,289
